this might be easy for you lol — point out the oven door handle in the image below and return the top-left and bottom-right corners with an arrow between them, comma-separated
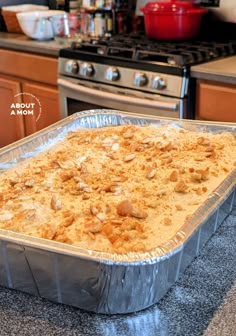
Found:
58,78 -> 179,111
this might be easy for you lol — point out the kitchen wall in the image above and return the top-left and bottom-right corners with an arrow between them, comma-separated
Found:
207,0 -> 236,22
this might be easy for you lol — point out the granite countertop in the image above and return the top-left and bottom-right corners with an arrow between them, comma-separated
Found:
0,32 -> 66,57
0,208 -> 235,335
191,55 -> 236,85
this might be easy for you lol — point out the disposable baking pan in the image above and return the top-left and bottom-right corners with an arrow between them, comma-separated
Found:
0,110 -> 235,314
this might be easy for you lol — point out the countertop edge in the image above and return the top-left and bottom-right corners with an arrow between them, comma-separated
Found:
0,40 -> 58,57
0,33 -> 63,57
190,55 -> 236,85
190,69 -> 236,85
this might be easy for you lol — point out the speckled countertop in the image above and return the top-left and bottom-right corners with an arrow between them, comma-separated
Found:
0,209 -> 235,336
191,55 -> 236,85
0,32 -> 66,57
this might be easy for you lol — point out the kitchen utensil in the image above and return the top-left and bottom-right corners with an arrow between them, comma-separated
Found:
140,1 -> 208,40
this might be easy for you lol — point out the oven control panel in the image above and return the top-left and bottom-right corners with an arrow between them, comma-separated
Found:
60,58 -> 187,98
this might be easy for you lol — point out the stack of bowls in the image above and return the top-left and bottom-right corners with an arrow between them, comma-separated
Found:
16,10 -> 69,41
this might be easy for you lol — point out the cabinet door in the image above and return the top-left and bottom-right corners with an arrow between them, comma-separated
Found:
0,77 -> 25,148
196,80 -> 236,122
22,82 -> 60,136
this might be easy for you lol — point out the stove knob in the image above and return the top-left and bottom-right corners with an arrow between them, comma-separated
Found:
134,72 -> 148,87
81,63 -> 94,77
152,76 -> 166,90
65,60 -> 79,75
105,67 -> 120,81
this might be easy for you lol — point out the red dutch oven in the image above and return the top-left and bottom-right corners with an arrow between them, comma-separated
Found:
140,1 -> 208,40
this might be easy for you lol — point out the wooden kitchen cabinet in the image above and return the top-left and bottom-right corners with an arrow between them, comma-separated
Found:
0,49 -> 60,148
0,77 -> 25,147
195,80 -> 236,123
22,82 -> 60,136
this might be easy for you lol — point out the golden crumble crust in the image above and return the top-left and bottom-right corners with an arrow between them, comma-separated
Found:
0,124 -> 235,254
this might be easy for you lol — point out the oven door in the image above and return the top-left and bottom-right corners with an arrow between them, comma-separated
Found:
58,77 -> 187,119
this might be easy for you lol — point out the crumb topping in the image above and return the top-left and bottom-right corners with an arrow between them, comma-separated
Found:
0,124 -> 235,254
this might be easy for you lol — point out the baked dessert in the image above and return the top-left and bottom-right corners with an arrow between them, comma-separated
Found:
0,124 -> 235,253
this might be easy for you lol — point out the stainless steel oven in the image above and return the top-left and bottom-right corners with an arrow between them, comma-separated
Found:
58,34 -> 236,119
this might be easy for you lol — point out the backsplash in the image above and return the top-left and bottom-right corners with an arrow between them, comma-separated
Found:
205,0 -> 236,22
200,0 -> 220,6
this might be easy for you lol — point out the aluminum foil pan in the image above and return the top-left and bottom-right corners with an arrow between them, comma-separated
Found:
0,110 -> 235,314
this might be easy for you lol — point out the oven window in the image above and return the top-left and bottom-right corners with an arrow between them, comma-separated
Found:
67,98 -> 114,116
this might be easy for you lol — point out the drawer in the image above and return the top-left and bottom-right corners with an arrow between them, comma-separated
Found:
0,49 -> 58,85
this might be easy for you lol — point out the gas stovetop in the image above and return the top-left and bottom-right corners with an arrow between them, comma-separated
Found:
59,33 -> 236,73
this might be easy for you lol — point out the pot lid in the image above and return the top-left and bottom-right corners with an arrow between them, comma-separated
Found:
140,1 -> 196,14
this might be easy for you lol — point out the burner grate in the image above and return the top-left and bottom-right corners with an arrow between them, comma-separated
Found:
69,34 -> 236,68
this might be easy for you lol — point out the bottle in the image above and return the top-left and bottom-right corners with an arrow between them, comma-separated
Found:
94,12 -> 105,36
105,11 -> 113,36
88,12 -> 95,36
116,12 -> 126,34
